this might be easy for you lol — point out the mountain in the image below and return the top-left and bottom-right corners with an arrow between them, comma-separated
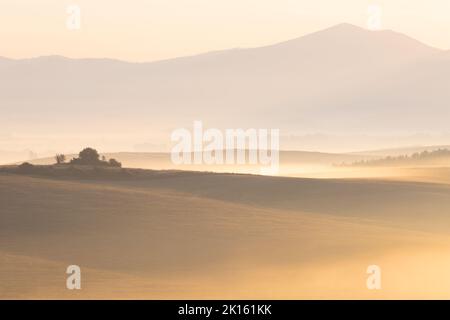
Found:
333,49 -> 450,132
0,23 -> 447,153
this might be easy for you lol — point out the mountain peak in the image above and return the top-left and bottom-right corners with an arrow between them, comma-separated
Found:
328,22 -> 366,31
308,22 -> 371,37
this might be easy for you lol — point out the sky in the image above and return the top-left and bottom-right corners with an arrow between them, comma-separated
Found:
1,0 -> 449,62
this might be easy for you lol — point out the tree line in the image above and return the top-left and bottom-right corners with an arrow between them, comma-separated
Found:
341,149 -> 450,167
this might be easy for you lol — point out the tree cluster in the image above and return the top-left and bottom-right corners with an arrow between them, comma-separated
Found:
56,148 -> 122,167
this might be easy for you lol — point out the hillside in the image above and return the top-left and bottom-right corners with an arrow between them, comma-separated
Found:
2,170 -> 450,298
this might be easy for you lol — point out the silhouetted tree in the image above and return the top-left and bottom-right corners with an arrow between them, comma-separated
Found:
79,148 -> 100,163
69,147 -> 123,168
55,154 -> 66,164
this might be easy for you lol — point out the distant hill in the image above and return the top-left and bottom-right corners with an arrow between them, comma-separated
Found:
1,23 -> 448,153
343,149 -> 450,167
18,150 -> 378,171
353,145 -> 450,157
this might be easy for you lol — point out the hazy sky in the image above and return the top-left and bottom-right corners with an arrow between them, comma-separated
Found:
1,0 -> 449,61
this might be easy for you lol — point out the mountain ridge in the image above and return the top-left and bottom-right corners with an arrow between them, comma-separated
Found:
0,23 -> 442,64
1,23 -> 449,153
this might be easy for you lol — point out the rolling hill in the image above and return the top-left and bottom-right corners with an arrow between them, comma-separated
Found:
2,169 -> 450,298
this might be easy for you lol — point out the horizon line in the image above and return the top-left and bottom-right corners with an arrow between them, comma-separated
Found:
1,22 -> 445,64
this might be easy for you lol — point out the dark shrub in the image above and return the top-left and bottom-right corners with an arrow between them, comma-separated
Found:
108,158 -> 122,168
18,162 -> 35,173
